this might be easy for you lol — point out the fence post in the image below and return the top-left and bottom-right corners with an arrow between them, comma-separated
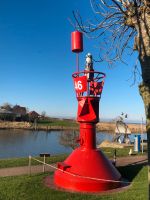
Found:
113,149 -> 116,166
141,117 -> 144,154
28,155 -> 32,176
43,155 -> 46,173
40,153 -> 50,173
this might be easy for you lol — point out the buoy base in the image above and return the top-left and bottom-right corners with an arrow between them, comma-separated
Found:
54,148 -> 121,192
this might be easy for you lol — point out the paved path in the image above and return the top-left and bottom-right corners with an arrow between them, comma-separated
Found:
0,155 -> 147,177
116,155 -> 147,167
0,164 -> 56,177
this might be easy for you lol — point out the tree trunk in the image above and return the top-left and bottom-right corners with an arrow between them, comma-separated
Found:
139,80 -> 150,198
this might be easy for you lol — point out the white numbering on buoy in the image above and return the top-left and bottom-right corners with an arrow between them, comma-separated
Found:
75,81 -> 83,90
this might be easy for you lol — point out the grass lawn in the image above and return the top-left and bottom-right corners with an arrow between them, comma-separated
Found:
0,154 -> 68,169
0,164 -> 147,200
0,149 -> 147,199
0,147 -> 146,169
37,119 -> 78,128
101,147 -> 147,158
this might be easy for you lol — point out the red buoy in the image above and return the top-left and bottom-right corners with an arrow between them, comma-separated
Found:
71,31 -> 83,53
54,71 -> 122,193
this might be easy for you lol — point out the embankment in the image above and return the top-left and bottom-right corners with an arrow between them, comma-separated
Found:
0,121 -> 146,133
96,122 -> 146,133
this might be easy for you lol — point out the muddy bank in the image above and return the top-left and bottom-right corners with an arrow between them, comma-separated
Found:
0,121 -> 146,133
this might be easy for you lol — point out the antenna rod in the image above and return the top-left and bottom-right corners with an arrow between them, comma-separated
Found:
76,53 -> 79,72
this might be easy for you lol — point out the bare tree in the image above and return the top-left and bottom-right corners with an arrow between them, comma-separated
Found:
73,0 -> 150,197
41,111 -> 46,118
59,131 -> 79,150
1,102 -> 12,111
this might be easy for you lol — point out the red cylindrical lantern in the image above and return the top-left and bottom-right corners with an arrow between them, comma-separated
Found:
71,31 -> 83,53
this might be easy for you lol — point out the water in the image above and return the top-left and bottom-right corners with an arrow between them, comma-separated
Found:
0,129 -> 147,159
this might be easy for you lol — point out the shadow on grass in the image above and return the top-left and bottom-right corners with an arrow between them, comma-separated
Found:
118,160 -> 147,182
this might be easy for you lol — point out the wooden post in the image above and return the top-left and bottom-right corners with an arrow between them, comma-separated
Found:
34,119 -> 37,130
28,155 -> 32,176
43,155 -> 46,173
39,153 -> 50,173
142,138 -> 144,154
141,117 -> 144,154
113,149 -> 116,166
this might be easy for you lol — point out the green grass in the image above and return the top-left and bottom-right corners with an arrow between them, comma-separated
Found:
0,147 -> 146,169
0,164 -> 148,200
37,119 -> 78,128
101,147 -> 147,158
0,154 -> 68,169
0,150 -> 147,199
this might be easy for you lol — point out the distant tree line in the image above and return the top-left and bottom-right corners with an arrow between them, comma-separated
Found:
0,102 -> 42,122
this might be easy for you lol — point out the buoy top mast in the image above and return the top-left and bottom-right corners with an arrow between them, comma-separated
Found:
71,31 -> 83,72
71,30 -> 105,98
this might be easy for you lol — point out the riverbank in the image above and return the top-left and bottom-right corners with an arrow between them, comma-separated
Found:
0,121 -> 146,133
97,122 -> 146,133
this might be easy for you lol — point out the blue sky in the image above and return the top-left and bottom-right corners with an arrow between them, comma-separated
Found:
0,0 -> 145,122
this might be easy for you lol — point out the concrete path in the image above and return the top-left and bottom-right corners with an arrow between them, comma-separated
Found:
116,155 -> 147,167
0,164 -> 56,177
0,155 -> 147,177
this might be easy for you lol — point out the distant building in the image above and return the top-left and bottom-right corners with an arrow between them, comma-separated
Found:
12,105 -> 27,117
0,108 -> 15,121
0,104 -> 12,112
0,108 -> 12,114
28,111 -> 40,120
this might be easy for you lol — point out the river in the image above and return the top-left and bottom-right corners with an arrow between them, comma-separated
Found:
0,129 -> 147,159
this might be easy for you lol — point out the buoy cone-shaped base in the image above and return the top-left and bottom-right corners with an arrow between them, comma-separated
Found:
54,147 -> 121,192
